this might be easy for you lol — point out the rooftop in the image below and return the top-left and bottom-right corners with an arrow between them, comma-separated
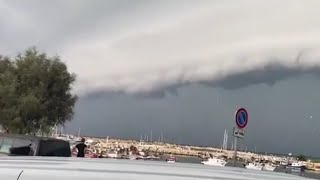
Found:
0,157 -> 311,180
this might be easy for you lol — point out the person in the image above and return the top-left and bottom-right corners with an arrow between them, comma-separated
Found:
73,138 -> 87,157
98,151 -> 103,158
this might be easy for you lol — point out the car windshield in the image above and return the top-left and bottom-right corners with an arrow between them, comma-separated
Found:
0,137 -> 14,154
38,140 -> 71,157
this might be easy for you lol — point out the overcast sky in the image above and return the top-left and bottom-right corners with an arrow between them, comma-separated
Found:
1,0 -> 320,156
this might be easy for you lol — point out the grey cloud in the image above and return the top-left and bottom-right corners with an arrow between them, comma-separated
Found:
202,63 -> 320,90
82,60 -> 320,98
2,0 -> 320,96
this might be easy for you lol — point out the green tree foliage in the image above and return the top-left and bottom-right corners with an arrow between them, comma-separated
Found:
0,47 -> 77,134
296,154 -> 307,161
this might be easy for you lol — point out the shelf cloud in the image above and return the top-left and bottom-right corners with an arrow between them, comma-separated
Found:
1,0 -> 320,97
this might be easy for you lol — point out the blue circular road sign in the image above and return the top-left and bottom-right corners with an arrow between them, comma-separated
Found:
235,108 -> 248,129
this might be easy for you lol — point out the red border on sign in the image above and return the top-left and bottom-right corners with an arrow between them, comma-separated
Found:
235,108 -> 248,129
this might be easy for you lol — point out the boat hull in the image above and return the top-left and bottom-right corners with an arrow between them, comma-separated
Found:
263,165 -> 276,171
286,166 -> 305,173
245,163 -> 263,171
201,161 -> 226,166
166,160 -> 175,163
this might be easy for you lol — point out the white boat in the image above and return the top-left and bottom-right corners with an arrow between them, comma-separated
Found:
263,164 -> 277,171
129,154 -> 146,160
201,157 -> 227,167
280,157 -> 289,166
291,162 -> 303,167
166,156 -> 176,163
106,151 -> 118,158
287,162 -> 305,173
129,154 -> 138,160
146,155 -> 160,160
245,162 -> 263,171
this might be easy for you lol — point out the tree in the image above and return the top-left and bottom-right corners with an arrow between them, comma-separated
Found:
296,154 -> 307,161
0,55 -> 19,133
0,47 -> 77,134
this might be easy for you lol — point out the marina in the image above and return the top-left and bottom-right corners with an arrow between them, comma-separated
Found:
53,132 -> 320,179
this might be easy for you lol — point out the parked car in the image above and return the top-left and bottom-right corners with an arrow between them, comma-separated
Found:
0,133 -> 71,157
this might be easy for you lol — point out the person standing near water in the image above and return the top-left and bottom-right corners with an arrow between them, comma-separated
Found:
73,138 -> 87,157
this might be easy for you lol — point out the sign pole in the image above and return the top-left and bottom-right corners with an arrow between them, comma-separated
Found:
233,129 -> 238,167
233,107 -> 249,167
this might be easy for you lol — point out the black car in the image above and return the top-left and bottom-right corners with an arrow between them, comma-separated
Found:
0,133 -> 71,157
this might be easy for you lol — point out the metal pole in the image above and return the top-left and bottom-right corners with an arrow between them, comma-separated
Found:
233,136 -> 238,167
161,133 -> 163,142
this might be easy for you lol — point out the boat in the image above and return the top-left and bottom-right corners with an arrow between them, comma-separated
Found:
146,155 -> 160,160
166,155 -> 176,163
106,151 -> 118,158
245,162 -> 263,171
286,162 -> 306,173
129,154 -> 139,160
128,151 -> 141,160
262,163 -> 277,171
201,157 -> 227,167
85,152 -> 98,158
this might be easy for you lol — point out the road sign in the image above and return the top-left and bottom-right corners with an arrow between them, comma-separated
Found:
233,127 -> 244,139
233,107 -> 248,167
235,108 -> 248,129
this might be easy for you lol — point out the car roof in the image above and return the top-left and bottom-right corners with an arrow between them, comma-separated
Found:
0,133 -> 67,142
0,157 -> 312,180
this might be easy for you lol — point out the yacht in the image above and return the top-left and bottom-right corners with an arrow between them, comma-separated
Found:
262,163 -> 277,171
245,162 -> 263,171
286,162 -> 306,173
201,157 -> 227,167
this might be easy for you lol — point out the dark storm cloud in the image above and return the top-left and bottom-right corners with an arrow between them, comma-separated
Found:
203,61 -> 320,90
82,60 -> 320,99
